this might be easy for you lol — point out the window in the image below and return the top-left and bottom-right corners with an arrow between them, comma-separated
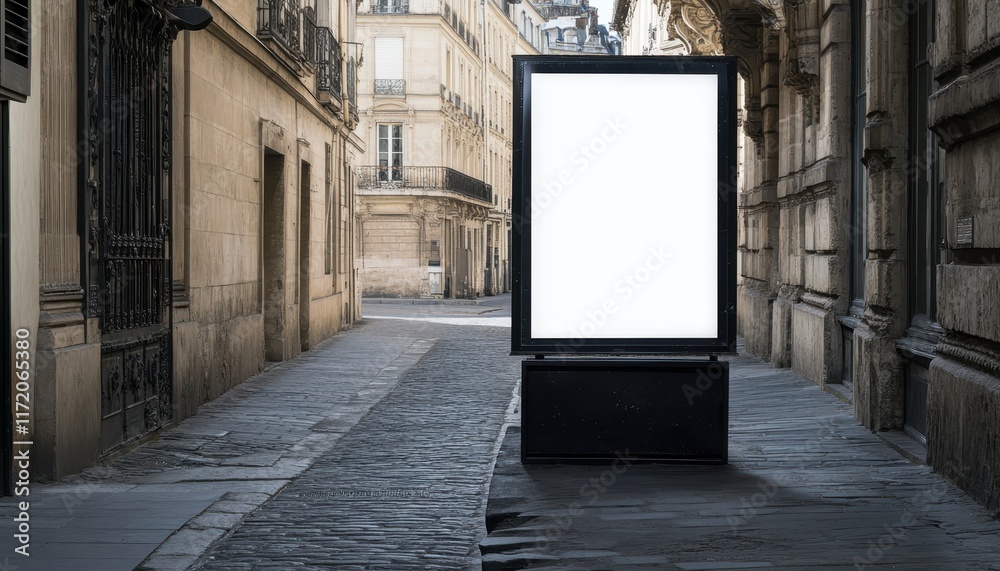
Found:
377,124 -> 403,181
902,0 -> 940,445
375,37 -> 404,95
374,0 -> 408,14
908,0 -> 940,323
840,0 -> 868,389
850,0 -> 867,310
325,143 -> 333,276
0,0 -> 31,101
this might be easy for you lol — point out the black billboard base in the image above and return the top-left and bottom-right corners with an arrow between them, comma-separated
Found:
520,358 -> 729,464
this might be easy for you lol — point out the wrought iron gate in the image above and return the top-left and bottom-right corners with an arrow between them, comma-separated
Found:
81,0 -> 177,452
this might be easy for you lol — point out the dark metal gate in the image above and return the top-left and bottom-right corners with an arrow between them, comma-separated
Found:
81,0 -> 177,452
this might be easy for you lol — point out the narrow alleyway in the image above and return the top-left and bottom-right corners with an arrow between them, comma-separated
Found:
0,298 -> 518,571
2,296 -> 999,570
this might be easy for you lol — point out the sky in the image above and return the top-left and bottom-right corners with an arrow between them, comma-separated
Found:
588,0 -> 616,29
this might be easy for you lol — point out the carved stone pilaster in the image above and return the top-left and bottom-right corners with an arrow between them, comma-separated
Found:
782,0 -> 820,125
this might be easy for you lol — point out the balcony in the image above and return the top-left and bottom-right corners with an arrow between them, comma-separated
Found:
357,166 -> 493,203
372,0 -> 409,13
316,27 -> 342,104
375,79 -> 405,96
258,0 -> 302,57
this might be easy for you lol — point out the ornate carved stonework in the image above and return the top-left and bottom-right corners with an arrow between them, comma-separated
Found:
667,0 -> 724,55
743,100 -> 764,146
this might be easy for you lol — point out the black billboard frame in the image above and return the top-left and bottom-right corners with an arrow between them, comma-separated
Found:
511,55 -> 739,357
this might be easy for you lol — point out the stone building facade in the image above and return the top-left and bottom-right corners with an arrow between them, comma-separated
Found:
13,0 -> 361,483
1,0 -> 38,494
614,0 -> 1000,512
355,0 -> 545,298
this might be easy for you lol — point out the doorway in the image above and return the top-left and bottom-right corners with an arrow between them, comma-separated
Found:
263,151 -> 286,361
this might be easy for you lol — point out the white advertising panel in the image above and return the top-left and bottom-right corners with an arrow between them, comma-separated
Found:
511,56 -> 738,355
529,72 -> 719,339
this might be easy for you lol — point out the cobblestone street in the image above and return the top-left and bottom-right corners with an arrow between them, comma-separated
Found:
196,308 -> 519,570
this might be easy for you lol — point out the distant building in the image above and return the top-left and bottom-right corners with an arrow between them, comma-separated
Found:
614,0 -> 1000,514
357,0 -> 553,298
355,0 -> 623,299
535,0 -> 619,54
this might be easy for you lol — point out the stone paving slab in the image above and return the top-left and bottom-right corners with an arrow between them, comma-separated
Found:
482,347 -> 1000,570
0,318 -> 441,571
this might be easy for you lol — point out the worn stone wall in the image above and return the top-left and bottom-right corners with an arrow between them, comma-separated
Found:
925,0 -> 1000,511
618,0 -> 1000,514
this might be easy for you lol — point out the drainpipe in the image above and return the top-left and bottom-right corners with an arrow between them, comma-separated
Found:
341,1 -> 350,126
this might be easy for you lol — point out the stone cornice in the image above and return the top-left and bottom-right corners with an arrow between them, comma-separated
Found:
929,57 -> 1000,151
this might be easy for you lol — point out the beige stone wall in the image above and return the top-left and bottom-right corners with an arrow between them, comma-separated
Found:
175,7 -> 359,399
27,0 -> 360,480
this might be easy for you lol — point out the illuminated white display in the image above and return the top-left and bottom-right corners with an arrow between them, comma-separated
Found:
529,72 -> 720,339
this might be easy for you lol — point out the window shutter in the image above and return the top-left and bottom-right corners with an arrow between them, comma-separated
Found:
375,37 -> 403,80
0,0 -> 30,102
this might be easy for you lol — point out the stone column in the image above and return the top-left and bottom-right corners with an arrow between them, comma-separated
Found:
853,0 -> 910,431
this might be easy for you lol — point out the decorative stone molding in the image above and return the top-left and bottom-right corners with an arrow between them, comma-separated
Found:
751,0 -> 786,29
781,1 -> 820,124
861,147 -> 894,174
743,101 -> 764,146
930,59 -> 1000,150
937,333 -> 1000,377
665,0 -> 723,55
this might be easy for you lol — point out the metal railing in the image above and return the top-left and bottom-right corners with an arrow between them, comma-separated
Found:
375,79 -> 405,95
316,27 -> 342,100
257,0 -> 302,57
302,6 -> 317,61
372,0 -> 409,13
357,166 -> 493,203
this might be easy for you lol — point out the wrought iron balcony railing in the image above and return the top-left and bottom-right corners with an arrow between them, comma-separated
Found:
375,79 -> 405,95
302,6 -> 317,62
317,27 -> 342,101
372,0 -> 409,13
357,166 -> 493,203
258,0 -> 302,57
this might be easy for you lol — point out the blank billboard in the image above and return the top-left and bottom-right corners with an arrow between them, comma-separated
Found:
511,56 -> 738,355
